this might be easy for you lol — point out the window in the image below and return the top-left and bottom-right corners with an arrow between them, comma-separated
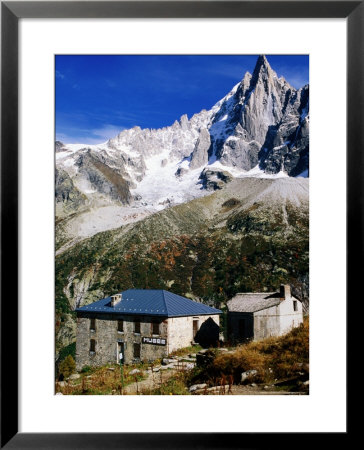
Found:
118,320 -> 123,332
152,321 -> 159,335
134,320 -> 140,334
134,343 -> 141,359
90,318 -> 96,331
293,300 -> 298,312
90,339 -> 96,353
193,319 -> 199,337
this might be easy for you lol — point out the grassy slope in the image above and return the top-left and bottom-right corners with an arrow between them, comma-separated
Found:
187,318 -> 309,388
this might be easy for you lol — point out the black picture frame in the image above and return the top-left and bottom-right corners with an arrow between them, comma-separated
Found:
1,1 -> 358,448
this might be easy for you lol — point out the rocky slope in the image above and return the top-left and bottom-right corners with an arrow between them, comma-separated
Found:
55,177 -> 309,353
56,55 -> 309,248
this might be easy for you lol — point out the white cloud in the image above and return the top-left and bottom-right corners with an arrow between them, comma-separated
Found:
91,124 -> 124,140
56,123 -> 125,145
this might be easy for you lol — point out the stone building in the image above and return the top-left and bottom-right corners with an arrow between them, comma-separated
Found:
227,285 -> 303,343
75,289 -> 221,370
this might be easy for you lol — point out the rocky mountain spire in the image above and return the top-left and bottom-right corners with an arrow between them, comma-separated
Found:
207,55 -> 308,176
250,54 -> 274,86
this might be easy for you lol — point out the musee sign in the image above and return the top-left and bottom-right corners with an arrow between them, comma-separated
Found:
142,337 -> 167,346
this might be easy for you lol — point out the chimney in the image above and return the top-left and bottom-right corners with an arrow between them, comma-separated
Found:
279,284 -> 291,300
111,293 -> 122,307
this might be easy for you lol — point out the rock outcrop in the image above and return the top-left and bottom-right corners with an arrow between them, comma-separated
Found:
199,169 -> 233,191
190,128 -> 210,169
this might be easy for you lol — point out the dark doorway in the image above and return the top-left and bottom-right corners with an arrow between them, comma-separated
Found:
118,342 -> 124,364
239,319 -> 246,338
193,319 -> 199,338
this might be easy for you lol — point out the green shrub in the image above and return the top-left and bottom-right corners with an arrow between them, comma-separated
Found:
59,355 -> 76,379
58,342 -> 76,362
56,342 -> 76,379
149,376 -> 189,395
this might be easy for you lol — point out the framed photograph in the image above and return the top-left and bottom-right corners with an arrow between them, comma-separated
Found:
1,0 -> 358,447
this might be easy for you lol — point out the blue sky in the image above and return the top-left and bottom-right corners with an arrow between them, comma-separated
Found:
56,55 -> 309,144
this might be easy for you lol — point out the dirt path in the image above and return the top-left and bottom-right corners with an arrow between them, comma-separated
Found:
229,385 -> 308,395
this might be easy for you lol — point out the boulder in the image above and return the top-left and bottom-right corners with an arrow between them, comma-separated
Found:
184,363 -> 195,370
160,365 -> 173,371
193,385 -> 229,394
68,373 -> 80,380
129,369 -> 141,375
181,357 -> 196,363
162,358 -> 176,365
189,383 -> 207,392
208,385 -> 229,392
241,369 -> 258,383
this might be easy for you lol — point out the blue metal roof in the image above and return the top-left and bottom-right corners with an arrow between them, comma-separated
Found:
76,289 -> 222,317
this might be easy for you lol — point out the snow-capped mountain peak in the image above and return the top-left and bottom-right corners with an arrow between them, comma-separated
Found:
56,55 -> 308,243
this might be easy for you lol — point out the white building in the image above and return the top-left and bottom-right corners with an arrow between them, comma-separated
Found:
227,284 -> 303,342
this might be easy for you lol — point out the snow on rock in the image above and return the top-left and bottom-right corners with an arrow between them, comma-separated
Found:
56,55 -> 309,242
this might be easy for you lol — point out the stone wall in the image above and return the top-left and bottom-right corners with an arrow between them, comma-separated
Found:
76,312 -> 221,370
76,313 -> 118,370
167,315 -> 220,353
76,312 -> 168,370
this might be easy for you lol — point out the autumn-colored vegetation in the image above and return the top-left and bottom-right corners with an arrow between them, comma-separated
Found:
56,363 -> 146,395
58,355 -> 76,379
188,318 -> 309,387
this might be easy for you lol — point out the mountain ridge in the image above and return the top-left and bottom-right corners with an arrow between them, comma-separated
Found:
56,55 -> 309,247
